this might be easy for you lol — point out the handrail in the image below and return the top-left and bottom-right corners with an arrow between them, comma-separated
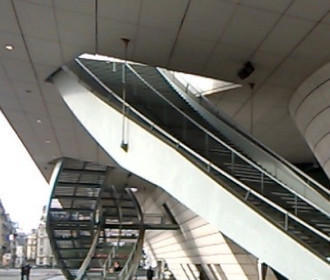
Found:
165,70 -> 239,97
203,94 -> 330,195
111,185 -> 123,246
117,190 -> 145,280
118,230 -> 145,280
75,225 -> 102,280
103,246 -> 117,279
72,60 -> 329,246
159,68 -> 330,198
75,170 -> 108,280
128,64 -> 330,216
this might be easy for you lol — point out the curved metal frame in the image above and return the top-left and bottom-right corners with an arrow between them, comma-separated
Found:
46,159 -> 73,280
47,159 -> 146,280
75,181 -> 107,280
117,188 -> 145,280
75,225 -> 102,280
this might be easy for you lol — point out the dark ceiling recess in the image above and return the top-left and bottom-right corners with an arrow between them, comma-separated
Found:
238,61 -> 255,80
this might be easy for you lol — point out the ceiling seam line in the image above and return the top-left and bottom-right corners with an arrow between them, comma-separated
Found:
303,105 -> 330,136
51,0 -> 81,159
95,0 -> 98,54
230,92 -> 253,121
293,78 -> 330,117
10,0 -> 64,157
131,0 -> 144,60
166,0 -> 192,68
0,5 -> 58,179
222,1 -> 295,120
248,0 -> 296,60
231,11 -> 330,120
312,131 -> 330,151
210,91 -> 231,107
321,156 -> 330,168
202,3 -> 240,73
50,0 -> 65,64
251,10 -> 330,93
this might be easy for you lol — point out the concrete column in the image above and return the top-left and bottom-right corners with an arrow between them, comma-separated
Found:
290,63 -> 330,179
258,261 -> 268,280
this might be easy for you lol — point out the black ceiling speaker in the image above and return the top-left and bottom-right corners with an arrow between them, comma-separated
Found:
238,61 -> 255,80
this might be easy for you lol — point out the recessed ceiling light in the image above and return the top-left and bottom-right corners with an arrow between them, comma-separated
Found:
36,119 -> 42,124
45,140 -> 51,144
5,44 -> 14,51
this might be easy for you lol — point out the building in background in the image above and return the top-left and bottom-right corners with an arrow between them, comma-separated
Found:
15,232 -> 27,267
26,229 -> 37,263
0,200 -> 15,266
36,206 -> 55,267
1,205 -> 56,267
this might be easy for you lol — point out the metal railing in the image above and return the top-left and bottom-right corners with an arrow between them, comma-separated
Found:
47,159 -> 141,280
159,68 -> 330,200
116,189 -> 145,280
128,64 -> 330,219
76,190 -> 106,280
117,231 -> 145,280
72,59 -> 330,259
46,160 -> 74,280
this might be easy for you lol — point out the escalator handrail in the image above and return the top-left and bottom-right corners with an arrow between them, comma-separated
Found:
126,64 -> 329,217
72,59 -> 329,244
159,68 -> 329,198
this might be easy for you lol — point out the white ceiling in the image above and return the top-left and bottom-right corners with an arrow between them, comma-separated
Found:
0,0 -> 329,180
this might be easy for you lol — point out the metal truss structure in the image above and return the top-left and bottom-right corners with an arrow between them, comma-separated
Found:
47,159 -> 178,280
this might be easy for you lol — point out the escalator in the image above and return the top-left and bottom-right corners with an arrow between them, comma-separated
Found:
49,58 -> 330,280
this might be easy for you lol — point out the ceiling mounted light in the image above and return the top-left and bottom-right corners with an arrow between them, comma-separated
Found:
45,140 -> 51,144
36,119 -> 42,124
5,44 -> 14,51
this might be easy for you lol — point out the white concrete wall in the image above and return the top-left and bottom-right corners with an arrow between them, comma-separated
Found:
137,186 -> 277,280
53,69 -> 330,279
290,63 -> 330,179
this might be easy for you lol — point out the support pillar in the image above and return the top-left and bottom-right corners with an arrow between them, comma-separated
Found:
258,261 -> 268,280
290,63 -> 330,179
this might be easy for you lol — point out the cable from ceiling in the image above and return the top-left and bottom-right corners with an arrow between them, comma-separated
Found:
120,38 -> 130,152
95,0 -> 99,54
166,0 -> 192,68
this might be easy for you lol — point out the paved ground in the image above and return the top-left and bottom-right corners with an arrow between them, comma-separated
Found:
0,268 -> 65,280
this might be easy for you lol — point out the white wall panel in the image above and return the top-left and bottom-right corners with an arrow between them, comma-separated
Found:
139,187 -> 273,280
